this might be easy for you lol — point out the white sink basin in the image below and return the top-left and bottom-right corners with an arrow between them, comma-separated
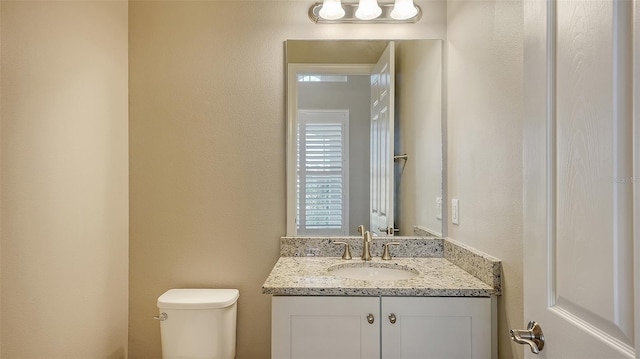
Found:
328,263 -> 419,281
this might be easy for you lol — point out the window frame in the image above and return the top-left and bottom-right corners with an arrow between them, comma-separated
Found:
297,110 -> 350,235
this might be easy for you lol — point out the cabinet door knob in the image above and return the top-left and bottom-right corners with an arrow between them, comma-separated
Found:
367,313 -> 375,324
388,313 -> 396,324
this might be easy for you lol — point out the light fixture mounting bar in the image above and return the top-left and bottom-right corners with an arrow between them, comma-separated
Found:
309,2 -> 422,24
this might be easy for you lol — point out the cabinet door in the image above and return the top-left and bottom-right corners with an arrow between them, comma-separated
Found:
381,297 -> 493,359
272,296 -> 380,359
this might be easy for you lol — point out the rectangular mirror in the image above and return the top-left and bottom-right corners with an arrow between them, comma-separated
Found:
286,39 -> 443,237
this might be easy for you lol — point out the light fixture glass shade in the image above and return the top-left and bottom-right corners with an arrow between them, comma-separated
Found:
355,0 -> 382,20
319,0 -> 345,20
390,0 -> 418,20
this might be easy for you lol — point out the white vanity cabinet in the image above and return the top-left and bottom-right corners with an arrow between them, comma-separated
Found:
272,296 -> 495,359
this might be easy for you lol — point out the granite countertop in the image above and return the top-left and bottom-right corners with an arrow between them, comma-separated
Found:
262,256 -> 497,297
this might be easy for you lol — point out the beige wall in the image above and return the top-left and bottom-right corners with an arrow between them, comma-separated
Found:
446,0 -> 524,358
0,1 -> 129,358
396,40 -> 443,236
0,0 -> 526,357
128,1 -> 445,357
0,1 -> 526,358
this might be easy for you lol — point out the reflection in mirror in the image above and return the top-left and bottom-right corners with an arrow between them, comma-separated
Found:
286,40 -> 443,237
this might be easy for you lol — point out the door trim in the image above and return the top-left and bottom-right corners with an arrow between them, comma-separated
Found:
286,63 -> 373,235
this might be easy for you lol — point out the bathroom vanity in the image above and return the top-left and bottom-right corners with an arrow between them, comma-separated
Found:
263,237 -> 502,359
272,296 -> 491,358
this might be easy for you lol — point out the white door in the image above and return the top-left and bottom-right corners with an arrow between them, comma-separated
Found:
523,0 -> 639,357
370,41 -> 395,236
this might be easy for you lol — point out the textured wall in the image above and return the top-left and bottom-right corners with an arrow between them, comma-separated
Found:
0,1 -> 129,357
128,1 -> 445,357
0,0 -> 528,357
446,0 -> 524,358
396,40 -> 443,236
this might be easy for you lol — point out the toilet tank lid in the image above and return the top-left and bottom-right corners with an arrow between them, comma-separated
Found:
157,289 -> 239,309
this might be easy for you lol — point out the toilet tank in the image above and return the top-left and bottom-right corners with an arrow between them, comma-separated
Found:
157,289 -> 240,359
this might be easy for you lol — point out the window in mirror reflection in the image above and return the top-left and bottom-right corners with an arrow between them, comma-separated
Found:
297,110 -> 349,235
297,74 -> 348,83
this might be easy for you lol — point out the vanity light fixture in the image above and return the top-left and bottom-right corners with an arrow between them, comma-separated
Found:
355,0 -> 382,20
389,0 -> 418,19
309,0 -> 421,23
318,0 -> 346,20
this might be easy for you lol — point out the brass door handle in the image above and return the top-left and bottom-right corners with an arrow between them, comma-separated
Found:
378,227 -> 400,234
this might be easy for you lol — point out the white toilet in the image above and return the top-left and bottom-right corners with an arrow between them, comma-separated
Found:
157,288 -> 239,359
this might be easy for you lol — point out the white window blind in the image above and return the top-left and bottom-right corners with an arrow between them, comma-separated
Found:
297,111 -> 349,235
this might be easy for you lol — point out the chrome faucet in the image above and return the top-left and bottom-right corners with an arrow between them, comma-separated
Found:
361,231 -> 372,261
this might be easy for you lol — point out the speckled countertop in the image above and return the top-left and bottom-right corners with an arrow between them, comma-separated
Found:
262,257 -> 497,297
262,236 -> 502,297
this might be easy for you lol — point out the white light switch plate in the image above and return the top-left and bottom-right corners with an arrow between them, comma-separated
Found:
452,199 -> 459,225
436,197 -> 442,220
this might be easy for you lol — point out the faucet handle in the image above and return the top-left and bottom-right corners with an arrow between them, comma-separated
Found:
333,241 -> 352,260
381,242 -> 400,260
357,225 -> 365,236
